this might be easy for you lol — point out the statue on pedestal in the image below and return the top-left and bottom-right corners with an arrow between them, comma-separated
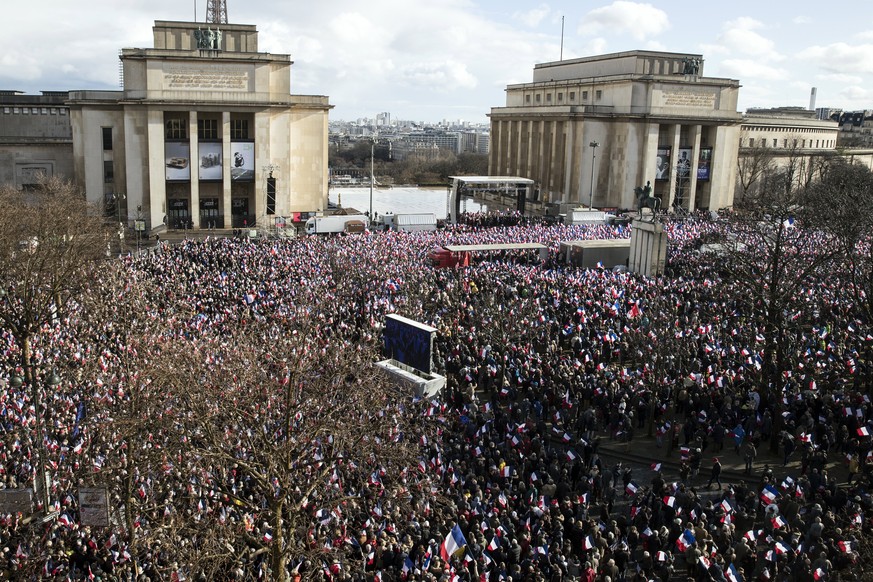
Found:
634,181 -> 661,222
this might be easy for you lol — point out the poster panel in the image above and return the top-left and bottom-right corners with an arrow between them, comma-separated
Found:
165,142 -> 191,181
230,142 -> 255,182
697,147 -> 713,181
198,142 -> 223,181
655,146 -> 671,181
78,487 -> 110,527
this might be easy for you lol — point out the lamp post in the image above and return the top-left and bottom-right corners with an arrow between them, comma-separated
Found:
369,137 -> 376,222
10,368 -> 61,513
588,141 -> 599,209
263,164 -> 279,232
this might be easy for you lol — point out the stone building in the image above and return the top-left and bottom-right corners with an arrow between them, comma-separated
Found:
66,19 -> 331,233
488,50 -> 743,212
0,91 -> 73,190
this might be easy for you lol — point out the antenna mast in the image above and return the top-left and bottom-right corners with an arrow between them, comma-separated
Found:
206,0 -> 228,24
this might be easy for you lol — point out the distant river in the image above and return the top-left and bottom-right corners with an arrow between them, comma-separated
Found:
328,186 -> 487,220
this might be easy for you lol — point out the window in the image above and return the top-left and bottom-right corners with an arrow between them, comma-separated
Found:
59,108 -> 66,115
525,95 -> 531,103
772,139 -> 777,147
582,91 -> 588,100
546,93 -> 552,103
198,118 -> 219,140
13,107 -> 20,114
103,161 -> 114,183
557,93 -> 563,102
41,108 -> 47,115
569,91 -> 575,101
2,107 -> 8,114
535,94 -> 541,103
50,108 -> 57,115
165,118 -> 187,140
31,108 -> 38,114
102,127 -> 113,151
595,90 -> 602,100
230,119 -> 249,140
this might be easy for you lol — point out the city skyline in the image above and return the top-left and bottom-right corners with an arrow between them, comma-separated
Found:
3,0 -> 872,123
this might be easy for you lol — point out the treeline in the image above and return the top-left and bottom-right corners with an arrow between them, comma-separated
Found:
329,141 -> 488,186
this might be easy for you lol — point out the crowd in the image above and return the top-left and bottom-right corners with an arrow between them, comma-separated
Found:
0,209 -> 871,581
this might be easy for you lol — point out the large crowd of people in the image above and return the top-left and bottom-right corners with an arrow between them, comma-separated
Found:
0,210 -> 871,581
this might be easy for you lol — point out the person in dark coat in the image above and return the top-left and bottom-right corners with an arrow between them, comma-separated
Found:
707,457 -> 723,490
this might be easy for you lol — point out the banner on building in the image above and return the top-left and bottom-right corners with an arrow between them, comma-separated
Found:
198,142 -> 223,181
697,147 -> 713,181
655,147 -> 671,181
165,142 -> 191,181
230,142 -> 255,181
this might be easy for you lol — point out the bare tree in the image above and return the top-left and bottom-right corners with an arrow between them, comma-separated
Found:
736,144 -> 775,200
0,176 -> 110,507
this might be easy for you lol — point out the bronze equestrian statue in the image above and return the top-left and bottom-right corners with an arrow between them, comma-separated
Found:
634,181 -> 661,221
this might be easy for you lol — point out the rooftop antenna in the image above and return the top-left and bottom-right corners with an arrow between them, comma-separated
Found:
560,16 -> 564,61
206,0 -> 228,24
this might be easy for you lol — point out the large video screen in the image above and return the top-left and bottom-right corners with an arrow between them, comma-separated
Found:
383,314 -> 436,374
198,142 -> 223,181
677,148 -> 692,179
230,142 -> 255,182
165,142 -> 191,181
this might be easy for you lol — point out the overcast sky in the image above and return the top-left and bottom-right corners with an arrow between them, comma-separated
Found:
3,1 -> 872,123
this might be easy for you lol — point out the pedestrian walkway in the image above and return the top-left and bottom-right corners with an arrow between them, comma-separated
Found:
595,430 -> 849,486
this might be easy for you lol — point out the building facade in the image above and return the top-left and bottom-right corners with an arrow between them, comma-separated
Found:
68,19 -> 331,232
488,51 -> 743,211
0,91 -> 73,189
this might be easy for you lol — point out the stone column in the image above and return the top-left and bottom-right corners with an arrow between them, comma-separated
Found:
188,111 -> 200,229
629,219 -> 667,277
222,111 -> 232,229
666,124 -> 681,211
688,125 -> 702,212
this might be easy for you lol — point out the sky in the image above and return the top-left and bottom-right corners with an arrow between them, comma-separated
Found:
3,1 -> 872,124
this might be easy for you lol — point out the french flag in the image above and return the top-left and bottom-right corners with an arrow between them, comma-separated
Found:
440,524 -> 468,562
774,541 -> 792,555
487,536 -> 500,551
771,515 -> 787,529
744,529 -> 760,542
656,551 -> 668,562
858,427 -> 870,437
651,463 -> 662,472
583,535 -> 596,550
760,485 -> 779,505
500,466 -> 511,478
663,495 -> 676,508
625,482 -> 638,496
725,563 -> 743,582
566,450 -> 577,461
676,529 -> 695,552
813,568 -> 825,581
838,540 -> 853,553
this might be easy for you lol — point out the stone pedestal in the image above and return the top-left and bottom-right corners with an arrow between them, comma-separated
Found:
629,219 -> 667,277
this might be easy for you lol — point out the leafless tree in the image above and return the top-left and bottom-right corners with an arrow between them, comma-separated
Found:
736,144 -> 775,200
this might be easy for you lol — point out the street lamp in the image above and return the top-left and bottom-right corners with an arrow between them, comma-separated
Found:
10,368 -> 61,513
369,137 -> 376,222
588,141 -> 599,209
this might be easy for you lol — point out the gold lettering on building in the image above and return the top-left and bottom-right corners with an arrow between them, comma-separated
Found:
662,90 -> 716,108
164,67 -> 249,90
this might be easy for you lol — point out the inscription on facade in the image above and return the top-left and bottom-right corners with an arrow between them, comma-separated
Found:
662,90 -> 716,108
164,67 -> 249,90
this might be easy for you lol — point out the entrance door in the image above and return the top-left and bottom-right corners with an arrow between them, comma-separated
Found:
200,198 -> 221,229
168,198 -> 190,229
231,197 -> 250,228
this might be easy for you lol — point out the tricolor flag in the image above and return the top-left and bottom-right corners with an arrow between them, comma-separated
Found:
771,515 -> 787,529
439,524 -> 468,562
744,529 -> 761,542
720,499 -> 734,514
663,495 -> 677,508
760,485 -> 779,505
487,536 -> 499,551
651,463 -> 662,472
774,541 -> 792,555
500,466 -> 511,478
838,540 -> 853,553
725,563 -> 743,582
781,476 -> 795,490
583,535 -> 595,550
625,482 -> 639,496
676,529 -> 696,552
656,551 -> 668,562
566,450 -> 577,461
813,568 -> 825,581
699,556 -> 711,569
858,427 -> 870,437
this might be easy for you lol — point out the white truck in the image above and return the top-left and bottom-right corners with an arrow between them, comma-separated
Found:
379,213 -> 438,232
304,214 -> 370,235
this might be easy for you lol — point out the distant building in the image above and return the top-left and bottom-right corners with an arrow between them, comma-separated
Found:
740,107 -> 838,151
489,50 -> 743,211
836,110 -> 873,147
0,91 -> 73,189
